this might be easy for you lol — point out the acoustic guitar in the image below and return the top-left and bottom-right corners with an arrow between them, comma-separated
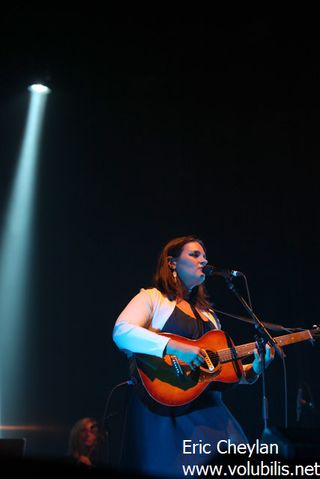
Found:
132,326 -> 320,407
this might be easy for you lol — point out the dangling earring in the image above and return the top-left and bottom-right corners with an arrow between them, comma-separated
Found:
172,270 -> 177,282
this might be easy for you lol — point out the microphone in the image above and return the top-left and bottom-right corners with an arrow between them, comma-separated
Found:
296,387 -> 303,422
203,264 -> 243,278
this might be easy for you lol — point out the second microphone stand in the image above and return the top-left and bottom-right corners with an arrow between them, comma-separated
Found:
224,275 -> 285,431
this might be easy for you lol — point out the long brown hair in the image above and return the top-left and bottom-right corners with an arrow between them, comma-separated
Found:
152,235 -> 212,311
68,417 -> 99,460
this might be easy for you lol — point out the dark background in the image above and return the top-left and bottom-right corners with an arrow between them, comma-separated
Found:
0,9 -> 319,467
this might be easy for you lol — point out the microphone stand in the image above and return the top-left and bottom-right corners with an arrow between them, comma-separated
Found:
224,276 -> 285,432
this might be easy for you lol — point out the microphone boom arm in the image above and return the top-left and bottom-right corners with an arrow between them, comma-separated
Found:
225,279 -> 285,359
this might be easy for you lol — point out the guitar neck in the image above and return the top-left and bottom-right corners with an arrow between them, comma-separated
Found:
219,329 -> 313,363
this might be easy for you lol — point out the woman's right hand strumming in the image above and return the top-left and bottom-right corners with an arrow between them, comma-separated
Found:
165,339 -> 206,370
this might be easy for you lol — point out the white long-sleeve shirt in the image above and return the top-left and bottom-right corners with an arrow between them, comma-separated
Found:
113,288 -> 219,358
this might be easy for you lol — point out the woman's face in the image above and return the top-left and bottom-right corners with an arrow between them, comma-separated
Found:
80,420 -> 98,448
172,241 -> 208,291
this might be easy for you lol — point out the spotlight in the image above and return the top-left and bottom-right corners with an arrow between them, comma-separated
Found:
28,83 -> 51,94
0,81 -> 50,433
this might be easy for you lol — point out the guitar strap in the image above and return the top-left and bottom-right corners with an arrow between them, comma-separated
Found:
189,304 -> 215,329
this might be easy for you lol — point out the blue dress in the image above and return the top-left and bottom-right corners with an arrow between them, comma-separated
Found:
120,306 -> 248,478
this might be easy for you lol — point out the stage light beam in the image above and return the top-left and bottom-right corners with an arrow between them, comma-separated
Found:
0,85 -> 50,435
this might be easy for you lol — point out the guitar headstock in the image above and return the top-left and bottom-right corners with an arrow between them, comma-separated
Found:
311,325 -> 320,343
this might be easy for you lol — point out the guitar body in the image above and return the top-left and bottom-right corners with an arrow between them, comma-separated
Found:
130,325 -> 319,409
133,330 -> 244,407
